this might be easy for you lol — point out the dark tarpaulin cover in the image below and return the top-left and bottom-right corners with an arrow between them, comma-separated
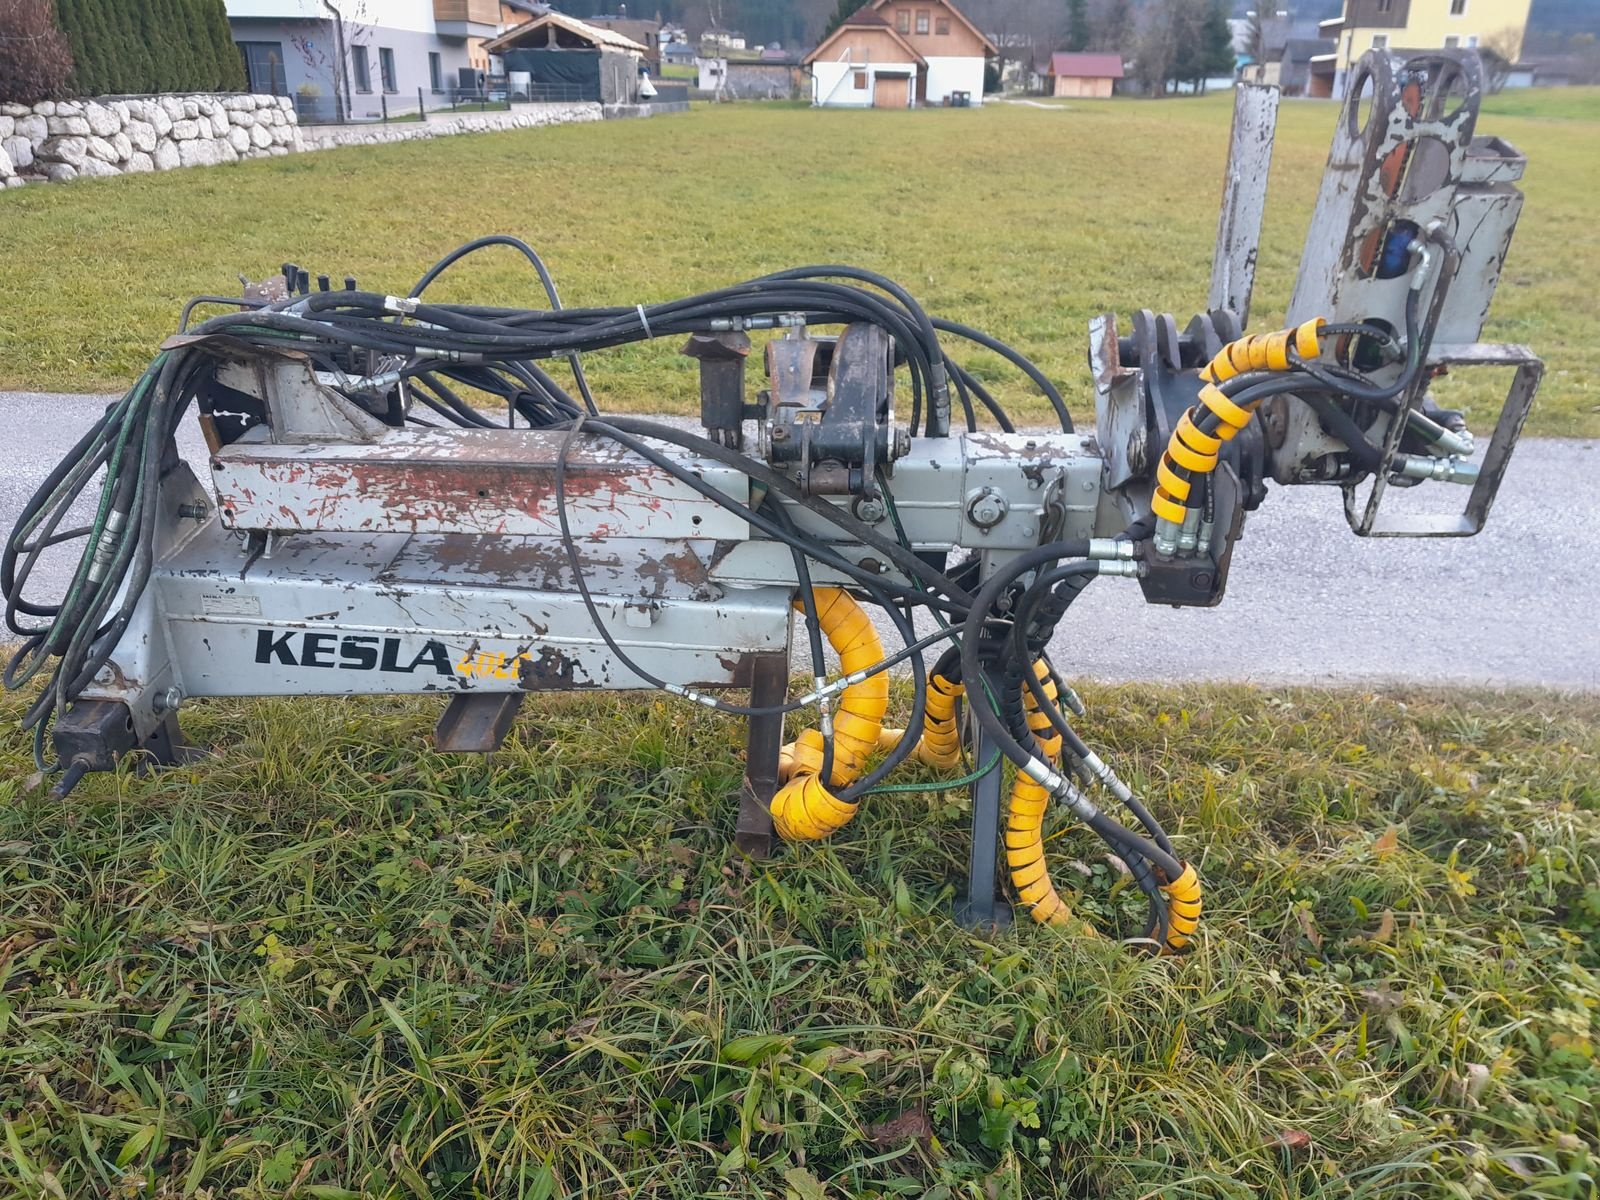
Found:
502,48 -> 602,98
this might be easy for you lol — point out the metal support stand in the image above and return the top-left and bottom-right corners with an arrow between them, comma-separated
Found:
953,667 -> 1012,932
734,652 -> 785,857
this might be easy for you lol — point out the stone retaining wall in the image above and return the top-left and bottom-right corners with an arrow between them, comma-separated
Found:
298,101 -> 602,151
0,94 -> 300,186
0,94 -> 655,187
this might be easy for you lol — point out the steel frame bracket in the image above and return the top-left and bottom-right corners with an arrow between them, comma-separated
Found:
1344,341 -> 1543,536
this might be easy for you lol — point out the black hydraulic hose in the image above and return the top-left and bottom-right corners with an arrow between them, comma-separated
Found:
1297,393 -> 1384,472
766,495 -> 835,783
1288,286 -> 1423,405
946,357 -> 1016,433
596,417 -> 975,611
553,417 -> 959,718
755,265 -> 949,437
1020,655 -> 1176,858
583,420 -> 965,613
413,372 -> 500,428
931,317 -> 1073,433
956,541 -> 1186,883
836,586 -> 928,803
408,233 -> 598,415
945,353 -> 978,432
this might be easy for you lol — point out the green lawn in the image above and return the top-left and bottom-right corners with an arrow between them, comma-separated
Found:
0,91 -> 1596,435
1481,85 -> 1600,123
2,684 -> 1596,1197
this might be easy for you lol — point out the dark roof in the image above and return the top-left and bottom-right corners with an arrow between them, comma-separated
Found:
1046,52 -> 1124,79
1283,37 -> 1332,64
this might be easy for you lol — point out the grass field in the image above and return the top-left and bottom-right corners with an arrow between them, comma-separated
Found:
1,684 -> 1597,1197
3,85 -> 1599,1199
0,89 -> 1596,436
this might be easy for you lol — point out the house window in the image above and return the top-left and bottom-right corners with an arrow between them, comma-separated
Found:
935,16 -> 950,33
915,9 -> 929,33
351,44 -> 372,93
1371,33 -> 1388,48
896,9 -> 909,32
429,52 -> 442,92
238,41 -> 287,95
1443,34 -> 1459,47
1450,0 -> 1467,13
853,70 -> 867,89
379,46 -> 397,93
1375,0 -> 1392,12
1467,34 -> 1478,46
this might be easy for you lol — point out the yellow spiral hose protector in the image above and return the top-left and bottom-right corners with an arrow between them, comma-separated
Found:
1007,662 -> 1091,930
914,672 -> 966,769
1161,863 -> 1203,952
771,588 -> 889,841
785,672 -> 967,778
1151,319 -> 1326,525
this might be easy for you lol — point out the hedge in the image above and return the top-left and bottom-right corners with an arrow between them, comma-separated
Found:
53,0 -> 245,96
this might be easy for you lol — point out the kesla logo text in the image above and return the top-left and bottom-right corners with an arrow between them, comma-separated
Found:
254,630 -> 454,675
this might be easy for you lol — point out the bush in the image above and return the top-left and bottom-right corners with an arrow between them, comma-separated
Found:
0,0 -> 74,104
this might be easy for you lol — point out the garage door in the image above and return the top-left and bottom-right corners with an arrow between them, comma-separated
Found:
873,74 -> 909,108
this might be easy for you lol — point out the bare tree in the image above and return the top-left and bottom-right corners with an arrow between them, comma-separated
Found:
1131,0 -> 1176,95
1477,26 -> 1521,93
0,0 -> 73,103
965,0 -> 1067,84
1088,0 -> 1133,56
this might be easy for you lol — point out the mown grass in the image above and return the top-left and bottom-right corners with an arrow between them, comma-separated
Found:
0,91 -> 1596,435
1481,86 -> 1600,123
2,683 -> 1597,1198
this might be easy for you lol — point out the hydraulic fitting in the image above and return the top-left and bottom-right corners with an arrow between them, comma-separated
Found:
1426,425 -> 1475,459
1394,455 -> 1480,485
1152,517 -> 1182,558
1176,507 -> 1202,554
1087,537 -> 1136,561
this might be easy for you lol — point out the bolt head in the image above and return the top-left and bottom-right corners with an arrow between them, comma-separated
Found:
853,497 -> 887,524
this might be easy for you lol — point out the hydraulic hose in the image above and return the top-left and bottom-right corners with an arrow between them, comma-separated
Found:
957,543 -> 1201,949
1007,661 -> 1088,928
1152,319 -> 1328,528
865,646 -> 967,771
771,588 -> 889,841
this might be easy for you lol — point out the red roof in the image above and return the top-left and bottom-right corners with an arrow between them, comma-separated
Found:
1047,52 -> 1124,79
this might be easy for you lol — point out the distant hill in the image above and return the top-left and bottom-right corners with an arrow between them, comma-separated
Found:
1528,0 -> 1600,37
1228,0 -> 1596,40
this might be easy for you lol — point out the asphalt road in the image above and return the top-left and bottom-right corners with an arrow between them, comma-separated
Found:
3,392 -> 1595,691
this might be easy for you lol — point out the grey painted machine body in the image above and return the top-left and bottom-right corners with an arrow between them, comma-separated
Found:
54,52 -> 1539,882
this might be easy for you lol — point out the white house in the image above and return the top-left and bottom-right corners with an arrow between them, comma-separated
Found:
226,0 -> 500,121
803,0 -> 994,108
695,55 -> 726,91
